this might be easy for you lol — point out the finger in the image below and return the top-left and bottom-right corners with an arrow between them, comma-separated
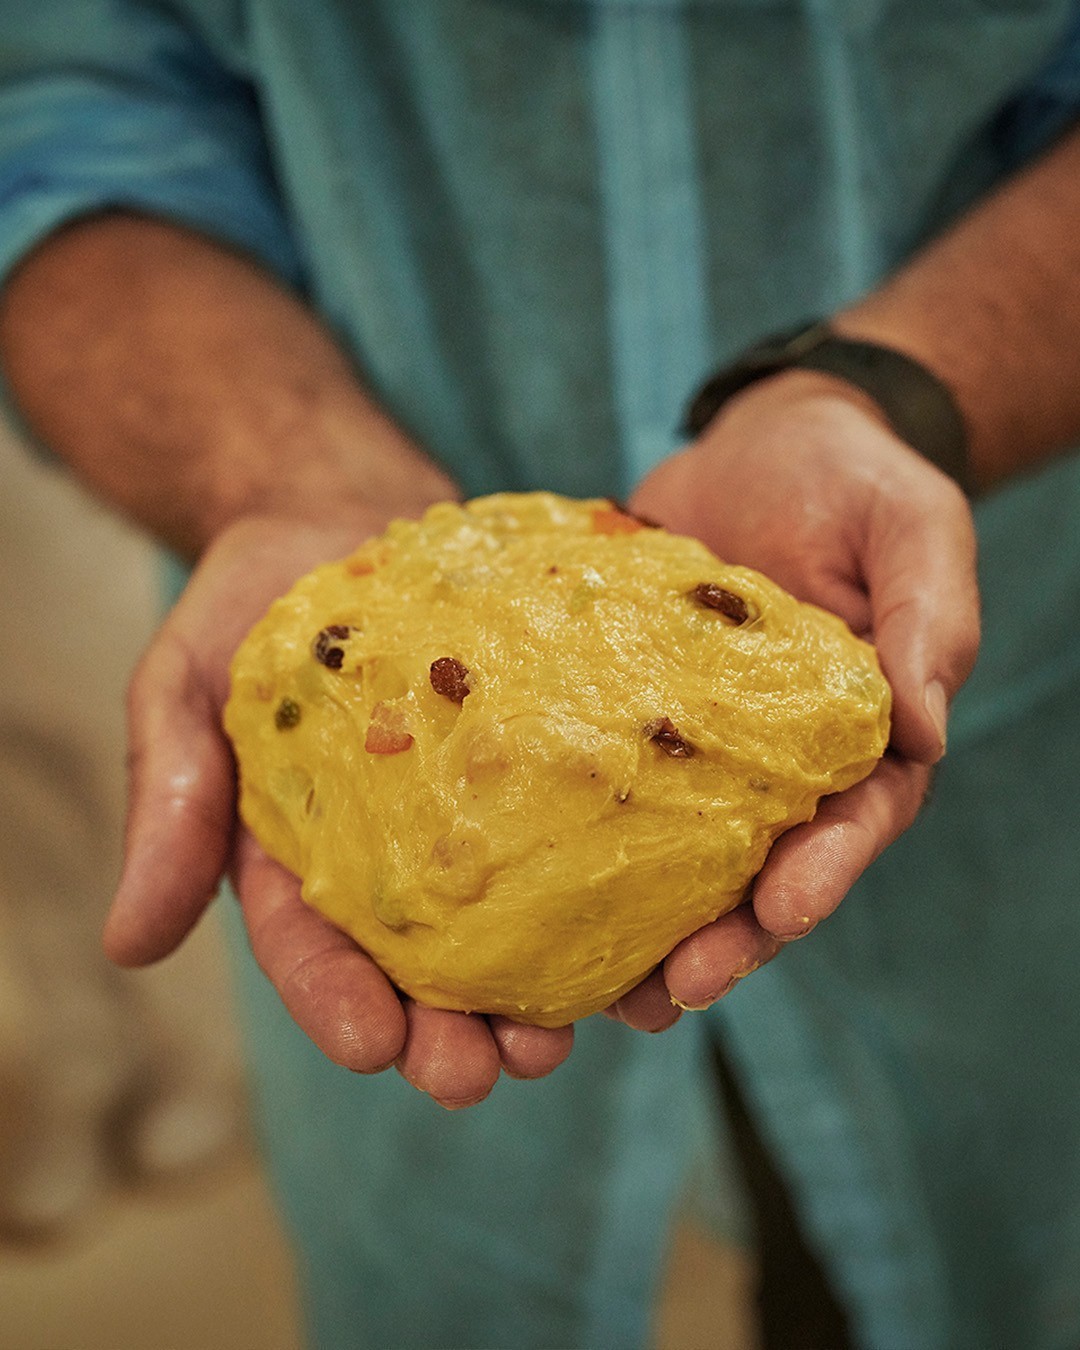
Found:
395,1003 -> 502,1109
865,473 -> 980,764
235,831 -> 407,1073
664,904 -> 782,1012
104,629 -> 236,966
609,967 -> 683,1033
489,1017 -> 574,1079
751,755 -> 930,940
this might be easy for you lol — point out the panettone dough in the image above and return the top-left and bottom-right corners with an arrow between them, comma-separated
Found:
224,493 -> 890,1026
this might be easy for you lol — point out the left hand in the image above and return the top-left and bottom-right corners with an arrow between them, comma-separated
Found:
104,513 -> 574,1109
606,369 -> 980,1031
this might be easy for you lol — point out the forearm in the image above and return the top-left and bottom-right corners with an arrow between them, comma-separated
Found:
834,122 -> 1080,490
0,213 -> 456,558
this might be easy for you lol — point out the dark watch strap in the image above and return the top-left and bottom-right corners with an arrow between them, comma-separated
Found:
683,320 -> 971,492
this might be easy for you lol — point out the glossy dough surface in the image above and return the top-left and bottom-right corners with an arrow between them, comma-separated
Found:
224,493 -> 890,1026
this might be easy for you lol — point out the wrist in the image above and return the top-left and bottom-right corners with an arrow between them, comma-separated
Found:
720,365 -> 896,431
829,306 -> 982,478
199,399 -> 458,555
686,320 -> 971,492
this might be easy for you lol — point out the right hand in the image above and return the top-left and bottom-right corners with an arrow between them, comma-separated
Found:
609,369 -> 980,1031
104,513 -> 574,1109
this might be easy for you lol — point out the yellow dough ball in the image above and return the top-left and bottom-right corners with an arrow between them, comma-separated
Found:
224,493 -> 890,1027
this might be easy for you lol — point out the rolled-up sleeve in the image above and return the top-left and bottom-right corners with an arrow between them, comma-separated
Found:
0,1 -> 303,287
996,5 -> 1080,166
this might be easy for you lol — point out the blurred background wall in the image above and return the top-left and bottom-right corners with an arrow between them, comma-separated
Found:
0,416 -> 300,1349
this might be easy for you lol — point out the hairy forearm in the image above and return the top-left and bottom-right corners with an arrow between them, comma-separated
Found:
0,213 -> 456,558
834,123 -> 1080,491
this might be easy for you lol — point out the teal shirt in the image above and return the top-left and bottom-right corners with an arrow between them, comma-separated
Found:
3,5 -> 1080,1347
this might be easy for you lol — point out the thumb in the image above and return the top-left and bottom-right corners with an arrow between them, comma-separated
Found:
103,627 -> 235,965
864,476 -> 980,764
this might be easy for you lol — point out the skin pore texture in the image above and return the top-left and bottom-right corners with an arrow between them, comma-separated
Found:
1,123 -> 1078,1106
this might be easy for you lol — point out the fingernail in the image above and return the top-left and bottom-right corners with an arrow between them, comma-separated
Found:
439,1093 -> 489,1111
670,995 -> 714,1012
924,679 -> 948,756
671,968 -> 751,1011
774,917 -> 817,943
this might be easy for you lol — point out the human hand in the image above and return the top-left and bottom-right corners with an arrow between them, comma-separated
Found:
103,514 -> 573,1108
608,369 -> 980,1031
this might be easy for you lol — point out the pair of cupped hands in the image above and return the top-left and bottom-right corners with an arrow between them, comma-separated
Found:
104,372 -> 980,1110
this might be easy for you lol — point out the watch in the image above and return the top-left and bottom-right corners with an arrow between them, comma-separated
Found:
683,319 -> 971,492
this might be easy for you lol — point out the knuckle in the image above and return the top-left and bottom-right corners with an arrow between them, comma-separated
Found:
125,650 -> 155,725
953,613 -> 982,683
933,471 -> 973,519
